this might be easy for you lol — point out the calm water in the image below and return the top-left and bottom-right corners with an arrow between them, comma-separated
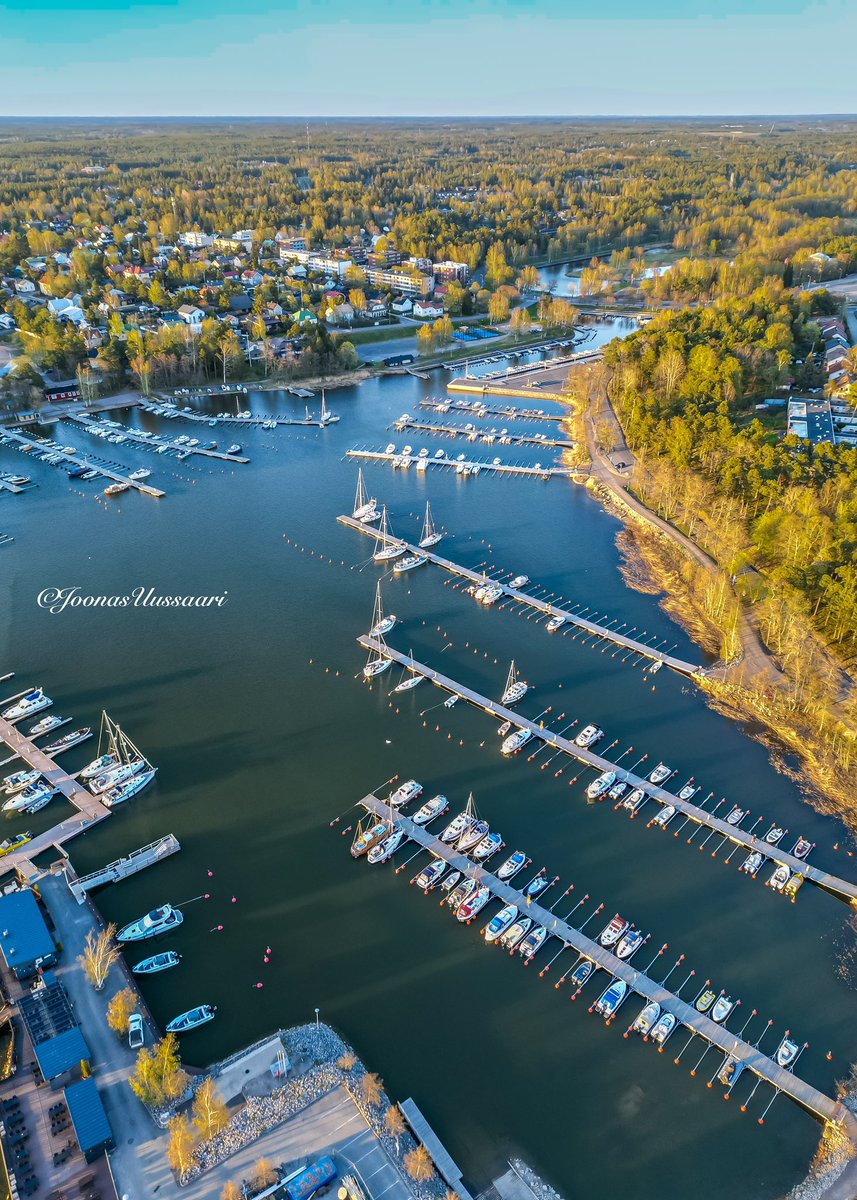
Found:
2,330 -> 856,1200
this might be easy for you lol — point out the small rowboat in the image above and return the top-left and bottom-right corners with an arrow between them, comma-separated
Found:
166,1005 -> 215,1034
133,951 -> 181,975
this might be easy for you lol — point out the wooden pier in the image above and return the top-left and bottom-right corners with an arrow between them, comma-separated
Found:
140,401 -> 335,428
71,416 -> 251,463
355,640 -> 857,909
391,418 -> 575,450
421,399 -> 564,423
339,514 -> 701,675
0,429 -> 166,497
345,449 -> 570,480
66,834 -> 180,903
359,793 -> 857,1137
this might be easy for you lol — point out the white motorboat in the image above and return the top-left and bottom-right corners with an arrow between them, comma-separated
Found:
166,1005 -> 215,1034
792,837 -> 812,860
457,885 -> 491,922
711,995 -> 735,1023
3,770 -> 40,795
651,803 -> 675,827
23,788 -> 58,814
677,783 -> 697,800
418,501 -> 443,549
368,829 -> 406,864
3,782 -> 56,812
472,831 -> 503,861
518,925 -> 548,960
509,574 -> 529,589
389,780 -> 422,807
499,916 -> 533,950
373,507 -> 406,561
29,714 -> 63,736
2,689 -> 51,722
740,851 -> 764,874
594,979 -> 627,1017
79,752 -> 119,781
457,819 -> 489,853
718,1056 -> 745,1088
648,762 -> 671,785
42,726 -> 90,755
484,903 -> 518,943
480,585 -> 503,605
497,720 -> 512,737
616,928 -> 644,959
632,1001 -> 661,1036
608,780 -> 629,802
769,863 -> 791,892
103,768 -> 156,807
440,870 -> 461,893
569,959 -> 594,989
765,825 -> 785,845
133,951 -> 180,975
368,581 -> 397,638
525,874 -> 551,898
393,553 -> 427,574
90,759 -> 145,794
648,660 -> 662,675
546,615 -> 566,633
352,468 -> 379,523
599,915 -> 629,948
496,850 -> 527,880
651,1013 -> 677,1045
446,877 -> 477,911
501,661 -> 528,707
117,904 -> 183,942
440,811 -> 471,844
586,771 -> 616,800
574,724 -> 603,749
129,468 -> 152,481
776,1037 -> 800,1069
412,795 -> 448,825
726,806 -> 745,826
501,728 -> 532,756
622,788 -> 646,813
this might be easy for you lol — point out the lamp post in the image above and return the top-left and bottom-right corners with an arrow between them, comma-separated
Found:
315,1007 -> 320,1030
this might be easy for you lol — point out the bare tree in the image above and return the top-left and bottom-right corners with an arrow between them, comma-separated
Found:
79,923 -> 119,991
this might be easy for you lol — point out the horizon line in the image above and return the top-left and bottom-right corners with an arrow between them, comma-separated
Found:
1,112 -> 857,122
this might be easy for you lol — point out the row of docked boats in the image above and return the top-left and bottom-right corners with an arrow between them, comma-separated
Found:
116,901 -> 214,1034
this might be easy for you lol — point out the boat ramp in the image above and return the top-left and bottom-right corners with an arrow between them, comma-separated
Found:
355,792 -> 857,1137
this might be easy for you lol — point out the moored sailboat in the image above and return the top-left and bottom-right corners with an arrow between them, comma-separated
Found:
501,661 -> 528,707
373,507 -> 406,562
418,501 -> 443,549
352,468 -> 379,523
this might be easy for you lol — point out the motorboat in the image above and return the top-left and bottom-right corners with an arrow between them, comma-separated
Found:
586,771 -> 616,800
104,483 -> 130,497
457,885 -> 491,922
509,574 -> 529,589
129,468 -> 152,481
594,979 -> 627,1017
607,780 -> 629,802
776,1037 -> 800,1069
29,714 -> 63,736
599,915 -> 629,948
499,917 -> 533,950
740,851 -> 764,875
769,863 -> 791,892
133,951 -> 181,975
518,925 -> 548,960
480,585 -> 503,605
501,662 -> 529,708
79,752 -> 119,781
166,1005 -> 215,1034
3,770 -> 40,795
443,696 -> 458,709
117,904 -> 183,942
651,1013 -> 677,1045
570,959 -> 594,989
498,720 -> 512,737
792,837 -> 812,860
367,829 -> 406,864
457,819 -> 489,853
525,874 -> 551,898
622,788 -> 646,813
695,988 -> 716,1014
351,819 -> 391,858
677,783 -> 697,800
389,780 -> 422,807
3,689 -> 51,722
440,871 -> 461,893
546,615 -> 566,633
385,443 -> 396,454
393,553 -> 427,574
418,501 -> 443,549
0,832 -> 32,857
726,806 -> 745,826
227,445 -> 242,456
652,804 -> 675,827
496,850 -> 527,880
441,811 -> 471,844
574,724 -> 603,749
4,782 -> 56,812
765,825 -> 784,845
501,728 -> 532,756
484,904 -> 518,943
42,727 -> 90,755
648,763 -> 671,785
415,859 -> 448,890
718,1056 -> 745,1088
412,795 -> 448,825
711,995 -> 735,1023
91,759 -> 145,794
632,1001 -> 661,1036
472,831 -> 503,861
23,788 -> 58,814
648,660 -> 663,675
616,928 -> 644,960
784,874 -> 804,900
446,878 -> 477,911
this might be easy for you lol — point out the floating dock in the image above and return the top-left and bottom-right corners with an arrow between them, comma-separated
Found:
66,834 -> 180,903
140,401 -> 335,428
345,449 -> 570,480
421,399 -> 564,423
358,793 -> 857,1136
391,418 -> 574,450
339,515 -> 700,675
0,429 -> 166,497
355,640 -> 857,909
70,416 -> 250,463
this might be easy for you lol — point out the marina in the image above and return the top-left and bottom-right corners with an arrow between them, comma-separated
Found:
0,428 -> 167,497
68,413 -> 252,462
420,398 -> 565,422
138,397 -> 339,427
354,791 -> 857,1134
355,638 -> 857,908
389,418 -> 575,450
345,448 -> 571,480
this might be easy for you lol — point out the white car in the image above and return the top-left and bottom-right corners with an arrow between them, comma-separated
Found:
128,1013 -> 145,1050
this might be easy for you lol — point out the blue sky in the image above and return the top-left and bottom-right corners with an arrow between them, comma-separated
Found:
1,0 -> 855,116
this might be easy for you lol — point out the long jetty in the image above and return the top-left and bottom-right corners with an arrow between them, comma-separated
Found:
140,402 -> 335,428
345,449 -> 569,480
66,834 -> 180,903
355,639 -> 857,909
71,416 -> 250,463
359,793 -> 857,1135
421,399 -> 564,423
339,514 -> 700,675
391,418 -> 574,450
1,429 -> 166,497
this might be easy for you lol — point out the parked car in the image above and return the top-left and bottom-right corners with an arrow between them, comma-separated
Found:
128,1013 -> 145,1049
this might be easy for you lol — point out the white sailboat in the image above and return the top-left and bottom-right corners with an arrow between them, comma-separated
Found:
373,507 -> 406,562
320,391 -> 340,425
352,468 -> 379,524
418,501 -> 442,549
501,661 -> 528,707
369,581 -> 397,638
393,651 -> 424,693
363,632 -> 391,679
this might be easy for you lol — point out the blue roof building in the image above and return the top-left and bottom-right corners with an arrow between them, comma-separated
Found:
0,889 -> 57,978
64,1078 -> 114,1162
